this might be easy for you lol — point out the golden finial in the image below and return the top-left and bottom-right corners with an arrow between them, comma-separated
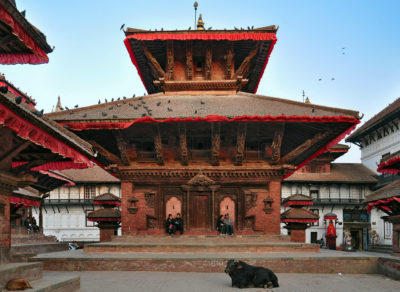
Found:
197,14 -> 205,30
305,97 -> 311,104
55,96 -> 63,112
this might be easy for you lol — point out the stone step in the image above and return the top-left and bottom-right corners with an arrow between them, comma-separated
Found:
28,274 -> 80,292
11,243 -> 69,255
368,245 -> 393,254
12,235 -> 58,245
30,251 -> 379,274
0,262 -> 43,288
10,252 -> 37,263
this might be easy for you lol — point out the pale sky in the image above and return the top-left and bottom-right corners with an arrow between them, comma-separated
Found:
2,0 -> 400,163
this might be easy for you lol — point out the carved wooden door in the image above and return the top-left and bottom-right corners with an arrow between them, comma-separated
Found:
190,193 -> 210,229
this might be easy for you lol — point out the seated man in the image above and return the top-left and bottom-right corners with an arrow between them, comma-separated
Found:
173,213 -> 184,235
223,214 -> 234,236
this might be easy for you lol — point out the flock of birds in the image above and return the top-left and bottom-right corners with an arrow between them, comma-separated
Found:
61,93 -> 207,119
120,24 -> 256,32
316,47 -> 346,83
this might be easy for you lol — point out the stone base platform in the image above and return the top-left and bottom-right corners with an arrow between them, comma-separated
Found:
30,249 -> 386,275
0,262 -> 79,291
85,235 -> 317,253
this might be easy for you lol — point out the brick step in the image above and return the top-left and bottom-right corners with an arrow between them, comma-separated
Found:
11,243 -> 69,255
28,274 -> 80,292
0,262 -> 43,288
84,240 -> 318,253
111,234 -> 291,243
10,252 -> 37,263
31,251 -> 378,274
12,235 -> 58,245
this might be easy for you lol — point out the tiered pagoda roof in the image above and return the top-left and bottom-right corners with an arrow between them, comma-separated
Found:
0,0 -> 52,64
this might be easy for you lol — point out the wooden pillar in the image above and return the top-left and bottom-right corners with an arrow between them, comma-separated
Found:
39,200 -> 43,230
0,186 -> 12,263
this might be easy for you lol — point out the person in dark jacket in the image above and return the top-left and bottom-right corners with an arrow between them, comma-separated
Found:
165,214 -> 175,236
216,215 -> 225,235
173,213 -> 184,235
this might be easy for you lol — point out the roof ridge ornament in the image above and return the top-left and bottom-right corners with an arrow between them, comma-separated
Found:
197,14 -> 205,30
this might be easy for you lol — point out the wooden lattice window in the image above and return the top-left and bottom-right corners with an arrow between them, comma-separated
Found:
84,185 -> 96,201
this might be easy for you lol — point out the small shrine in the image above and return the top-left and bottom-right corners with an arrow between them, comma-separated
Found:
281,194 -> 319,242
87,193 -> 121,242
324,212 -> 338,250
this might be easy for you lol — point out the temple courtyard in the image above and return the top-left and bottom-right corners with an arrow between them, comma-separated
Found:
45,270 -> 398,292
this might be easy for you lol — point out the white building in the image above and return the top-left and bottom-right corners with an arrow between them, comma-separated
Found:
281,145 -> 377,250
34,166 -> 120,242
346,97 -> 400,246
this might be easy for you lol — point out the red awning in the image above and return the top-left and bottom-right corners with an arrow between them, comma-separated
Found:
0,103 -> 92,168
282,201 -> 313,207
281,218 -> 319,223
377,156 -> 400,174
367,197 -> 400,213
0,5 -> 49,64
12,161 -> 90,172
124,32 -> 277,94
10,195 -> 40,207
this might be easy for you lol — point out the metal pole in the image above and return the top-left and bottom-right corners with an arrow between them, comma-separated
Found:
194,2 -> 198,29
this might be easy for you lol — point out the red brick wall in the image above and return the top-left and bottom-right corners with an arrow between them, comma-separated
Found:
291,229 -> 306,242
0,190 -> 11,263
100,229 -> 115,242
246,180 -> 281,235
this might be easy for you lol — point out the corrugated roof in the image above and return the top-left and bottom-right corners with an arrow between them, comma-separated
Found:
59,166 -> 119,183
46,92 -> 359,122
281,208 -> 319,220
364,180 -> 400,203
284,163 -> 377,183
346,97 -> 400,142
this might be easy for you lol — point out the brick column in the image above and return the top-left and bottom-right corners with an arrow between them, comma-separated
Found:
0,186 -> 12,263
265,180 -> 282,235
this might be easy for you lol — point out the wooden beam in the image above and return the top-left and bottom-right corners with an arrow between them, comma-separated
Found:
113,131 -> 130,166
185,41 -> 193,80
205,44 -> 212,80
235,123 -> 247,166
280,132 -> 331,164
143,46 -> 165,79
0,139 -> 30,169
166,40 -> 174,80
87,139 -> 123,165
234,44 -> 259,78
270,123 -> 285,164
153,125 -> 164,165
211,123 -> 220,166
179,125 -> 188,166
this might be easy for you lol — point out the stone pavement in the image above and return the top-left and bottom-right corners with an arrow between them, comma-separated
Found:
44,271 -> 399,292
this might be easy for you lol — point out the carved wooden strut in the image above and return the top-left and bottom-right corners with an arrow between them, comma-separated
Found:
235,123 -> 247,166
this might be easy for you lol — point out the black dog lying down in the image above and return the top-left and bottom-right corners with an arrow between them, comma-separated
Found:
224,259 -> 279,289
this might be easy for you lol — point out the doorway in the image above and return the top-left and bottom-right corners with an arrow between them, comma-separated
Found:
190,193 -> 210,229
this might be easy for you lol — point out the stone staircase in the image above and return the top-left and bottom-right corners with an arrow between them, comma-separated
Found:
0,262 -> 79,291
10,228 -> 68,262
84,234 -> 319,253
368,244 -> 393,254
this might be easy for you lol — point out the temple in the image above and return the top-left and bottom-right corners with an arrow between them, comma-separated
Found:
47,18 -> 360,236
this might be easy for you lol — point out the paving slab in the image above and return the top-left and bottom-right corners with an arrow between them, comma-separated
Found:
44,271 -> 399,292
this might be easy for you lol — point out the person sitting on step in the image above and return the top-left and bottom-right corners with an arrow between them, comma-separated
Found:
223,213 -> 234,236
216,215 -> 225,235
165,214 -> 175,236
173,213 -> 184,235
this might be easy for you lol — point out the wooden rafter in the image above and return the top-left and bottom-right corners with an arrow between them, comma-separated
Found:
0,140 -> 30,169
88,139 -> 122,165
179,125 -> 188,166
224,46 -> 234,79
113,131 -> 130,166
211,123 -> 220,166
280,131 -> 331,164
143,46 -> 165,79
235,123 -> 247,166
234,44 -> 259,78
11,159 -> 48,175
270,123 -> 285,164
153,125 -> 164,165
